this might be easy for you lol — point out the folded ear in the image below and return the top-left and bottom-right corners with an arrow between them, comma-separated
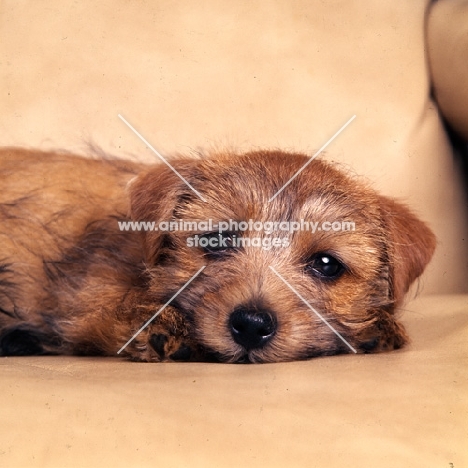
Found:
380,196 -> 437,305
128,159 -> 199,263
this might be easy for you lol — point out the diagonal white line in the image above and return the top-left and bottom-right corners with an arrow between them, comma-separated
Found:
118,114 -> 207,202
117,265 -> 206,355
268,114 -> 356,202
269,266 -> 357,353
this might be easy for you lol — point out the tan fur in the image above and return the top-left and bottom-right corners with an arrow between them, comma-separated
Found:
0,148 -> 436,362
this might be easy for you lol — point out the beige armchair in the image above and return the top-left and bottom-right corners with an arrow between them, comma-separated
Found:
0,1 -> 467,466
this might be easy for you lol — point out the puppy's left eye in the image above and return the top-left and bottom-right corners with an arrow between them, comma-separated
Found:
306,253 -> 345,279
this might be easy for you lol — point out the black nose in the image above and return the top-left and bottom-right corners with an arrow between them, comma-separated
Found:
229,307 -> 276,351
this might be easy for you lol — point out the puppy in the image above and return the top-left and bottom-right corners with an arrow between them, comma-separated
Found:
0,147 -> 436,363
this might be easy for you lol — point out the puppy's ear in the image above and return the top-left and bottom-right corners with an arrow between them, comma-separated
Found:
128,159 -> 199,263
380,196 -> 436,305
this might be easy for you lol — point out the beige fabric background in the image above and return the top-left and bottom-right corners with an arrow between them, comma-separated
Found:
1,0 -> 467,293
1,295 -> 467,467
1,1 -> 467,467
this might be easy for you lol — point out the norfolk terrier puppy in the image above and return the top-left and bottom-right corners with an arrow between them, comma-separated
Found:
0,147 -> 436,363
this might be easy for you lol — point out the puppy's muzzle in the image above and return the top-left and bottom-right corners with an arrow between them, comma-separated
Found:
229,307 -> 276,351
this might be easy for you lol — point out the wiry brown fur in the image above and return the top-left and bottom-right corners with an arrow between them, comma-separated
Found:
0,147 -> 436,363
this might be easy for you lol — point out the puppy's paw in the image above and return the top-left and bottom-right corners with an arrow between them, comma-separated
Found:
359,317 -> 408,353
148,333 -> 193,361
125,307 -> 197,362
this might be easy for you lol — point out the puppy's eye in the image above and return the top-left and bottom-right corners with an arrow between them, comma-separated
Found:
198,232 -> 237,256
306,253 -> 345,279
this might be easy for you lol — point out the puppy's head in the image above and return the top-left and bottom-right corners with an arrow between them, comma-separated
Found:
129,151 -> 436,363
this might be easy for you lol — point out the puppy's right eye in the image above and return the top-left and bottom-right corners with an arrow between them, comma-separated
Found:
198,232 -> 238,257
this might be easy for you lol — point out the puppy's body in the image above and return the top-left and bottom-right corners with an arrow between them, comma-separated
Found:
0,148 -> 436,363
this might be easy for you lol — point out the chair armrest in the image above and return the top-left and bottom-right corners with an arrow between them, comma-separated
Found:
427,0 -> 468,140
